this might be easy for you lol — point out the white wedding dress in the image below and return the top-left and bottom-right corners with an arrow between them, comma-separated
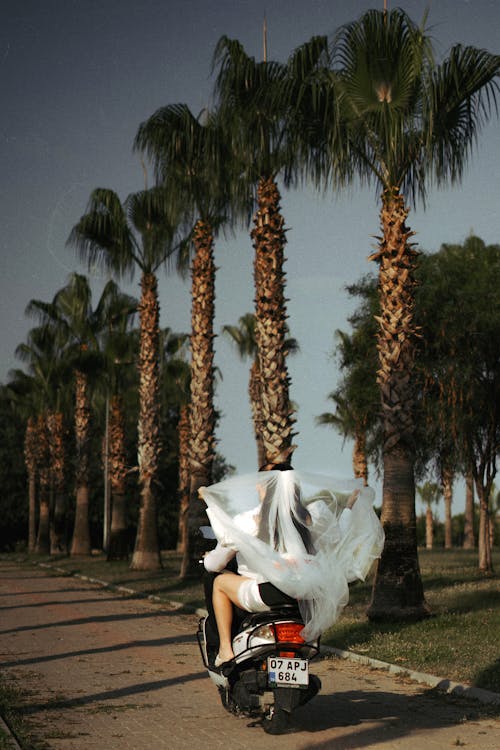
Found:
200,469 -> 384,640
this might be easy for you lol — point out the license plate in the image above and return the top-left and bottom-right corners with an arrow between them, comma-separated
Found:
267,657 -> 309,688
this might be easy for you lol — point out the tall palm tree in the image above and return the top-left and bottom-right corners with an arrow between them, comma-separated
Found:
213,36 -> 328,469
24,414 -> 38,552
27,274 -> 107,556
6,370 -> 44,553
317,8 -> 500,619
416,481 -> 442,550
68,188 -> 181,570
96,284 -> 138,560
316,391 -> 369,485
135,104 -> 237,576
15,325 -> 71,555
222,312 -> 299,469
317,293 -> 380,484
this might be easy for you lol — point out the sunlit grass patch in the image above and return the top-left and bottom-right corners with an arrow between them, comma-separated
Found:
323,548 -> 500,692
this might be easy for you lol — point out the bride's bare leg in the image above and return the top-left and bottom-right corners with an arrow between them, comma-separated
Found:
212,572 -> 247,662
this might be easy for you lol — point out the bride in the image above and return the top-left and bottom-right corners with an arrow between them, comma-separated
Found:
200,464 -> 384,666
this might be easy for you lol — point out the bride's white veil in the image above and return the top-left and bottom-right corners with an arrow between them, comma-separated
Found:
201,469 -> 384,640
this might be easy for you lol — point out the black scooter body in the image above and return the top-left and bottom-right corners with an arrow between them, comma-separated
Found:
197,572 -> 321,734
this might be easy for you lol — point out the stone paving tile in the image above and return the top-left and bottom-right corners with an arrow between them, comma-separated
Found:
0,559 -> 499,749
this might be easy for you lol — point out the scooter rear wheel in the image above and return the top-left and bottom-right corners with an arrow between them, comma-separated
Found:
217,685 -> 234,713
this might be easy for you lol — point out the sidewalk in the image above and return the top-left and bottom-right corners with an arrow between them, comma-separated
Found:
0,558 -> 499,749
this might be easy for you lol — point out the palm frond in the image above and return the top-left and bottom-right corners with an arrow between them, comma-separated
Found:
67,188 -> 138,277
427,44 -> 500,185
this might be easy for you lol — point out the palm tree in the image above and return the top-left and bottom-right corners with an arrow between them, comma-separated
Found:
213,36 -> 328,469
135,104 -> 236,576
6,370 -> 44,553
96,284 -> 138,560
176,403 -> 190,555
15,325 -> 71,555
24,414 -> 38,552
27,274 -> 107,556
222,312 -> 299,469
416,481 -> 442,549
317,286 -> 381,483
317,8 -> 500,619
68,188 -> 181,570
317,391 -> 369,485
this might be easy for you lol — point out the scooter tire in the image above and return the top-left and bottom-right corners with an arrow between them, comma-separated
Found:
218,686 -> 234,713
262,707 -> 292,735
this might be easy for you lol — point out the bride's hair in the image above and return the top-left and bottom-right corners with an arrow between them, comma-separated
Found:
257,468 -> 315,555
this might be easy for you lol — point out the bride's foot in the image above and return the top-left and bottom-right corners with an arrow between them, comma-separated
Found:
215,650 -> 234,667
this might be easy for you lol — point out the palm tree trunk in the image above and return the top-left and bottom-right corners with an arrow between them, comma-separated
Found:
251,176 -> 295,467
176,404 -> 190,554
181,220 -> 216,578
353,424 -> 368,485
425,506 -> 434,549
367,188 -> 429,621
463,472 -> 475,548
107,395 -> 129,560
24,417 -> 37,553
442,468 -> 453,549
249,359 -> 266,469
35,483 -> 50,555
71,370 -> 92,556
131,272 -> 162,570
28,474 -> 37,553
35,414 -> 51,555
47,411 -> 67,555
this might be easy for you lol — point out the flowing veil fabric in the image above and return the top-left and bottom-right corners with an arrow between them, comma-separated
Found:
200,470 -> 384,640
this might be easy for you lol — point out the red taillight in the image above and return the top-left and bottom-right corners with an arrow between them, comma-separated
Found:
274,623 -> 305,644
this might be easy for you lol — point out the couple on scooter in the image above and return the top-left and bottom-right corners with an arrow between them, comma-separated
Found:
200,462 -> 383,667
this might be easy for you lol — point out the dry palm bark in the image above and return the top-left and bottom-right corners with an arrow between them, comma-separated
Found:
352,423 -> 368,485
107,394 -> 129,560
425,506 -> 434,549
131,271 -> 162,570
251,176 -> 295,467
367,188 -> 429,620
181,220 -> 216,577
249,358 -> 266,469
176,404 -> 190,554
71,369 -> 92,556
47,411 -> 67,554
24,416 -> 38,553
35,413 -> 51,555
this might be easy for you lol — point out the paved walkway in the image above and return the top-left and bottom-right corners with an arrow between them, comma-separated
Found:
0,559 -> 499,749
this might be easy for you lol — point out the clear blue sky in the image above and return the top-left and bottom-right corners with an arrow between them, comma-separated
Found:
1,1 -> 499,511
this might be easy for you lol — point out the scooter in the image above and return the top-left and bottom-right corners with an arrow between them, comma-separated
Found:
197,571 -> 322,734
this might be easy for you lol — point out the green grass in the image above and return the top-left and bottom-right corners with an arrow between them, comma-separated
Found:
0,673 -> 50,750
5,548 -> 500,693
323,548 -> 500,693
30,550 -> 206,611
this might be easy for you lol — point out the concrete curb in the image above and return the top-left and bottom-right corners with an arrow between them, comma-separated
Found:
322,646 -> 500,705
37,561 -> 500,707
